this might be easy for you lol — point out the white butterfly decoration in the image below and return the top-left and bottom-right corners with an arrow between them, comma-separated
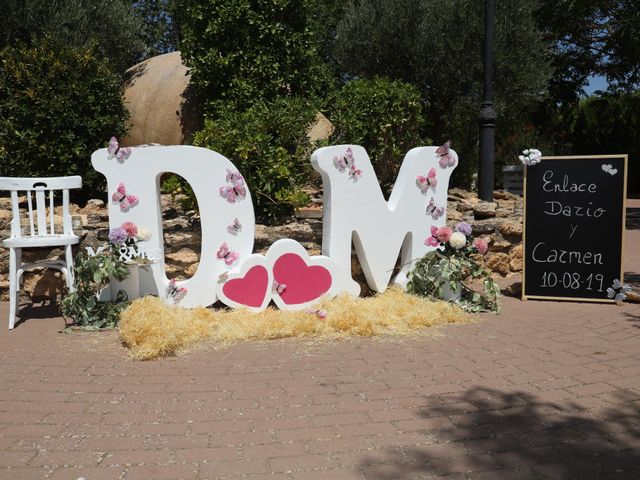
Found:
227,218 -> 242,235
166,278 -> 187,303
607,278 -> 632,304
272,280 -> 287,295
426,197 -> 444,220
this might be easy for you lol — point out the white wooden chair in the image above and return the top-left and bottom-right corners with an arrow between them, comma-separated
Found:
0,176 -> 82,329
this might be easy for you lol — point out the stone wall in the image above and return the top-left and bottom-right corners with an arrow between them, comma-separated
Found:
444,188 -> 524,277
0,189 -> 523,302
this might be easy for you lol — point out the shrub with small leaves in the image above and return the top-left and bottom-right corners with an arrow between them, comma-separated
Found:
328,77 -> 428,194
0,36 -> 128,200
193,97 -> 319,222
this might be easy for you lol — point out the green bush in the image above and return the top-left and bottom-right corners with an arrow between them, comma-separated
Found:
173,0 -> 335,115
0,0 -> 146,74
193,97 -> 319,222
571,93 -> 640,194
328,77 -> 428,193
0,37 -> 128,200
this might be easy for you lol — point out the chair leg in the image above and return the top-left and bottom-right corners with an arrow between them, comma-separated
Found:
64,244 -> 75,292
8,248 -> 17,330
15,249 -> 23,287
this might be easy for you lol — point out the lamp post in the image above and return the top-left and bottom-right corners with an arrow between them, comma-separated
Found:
478,0 -> 496,202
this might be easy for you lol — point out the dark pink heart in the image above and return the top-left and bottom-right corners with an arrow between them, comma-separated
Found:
222,265 -> 269,308
273,253 -> 332,305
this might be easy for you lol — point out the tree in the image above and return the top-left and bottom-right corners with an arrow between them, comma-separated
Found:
173,0 -> 335,115
134,0 -> 180,59
571,93 -> 640,193
537,0 -> 640,101
333,0 -> 552,185
0,0 -> 146,73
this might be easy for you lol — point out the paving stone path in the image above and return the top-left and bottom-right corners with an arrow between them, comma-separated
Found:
0,203 -> 638,480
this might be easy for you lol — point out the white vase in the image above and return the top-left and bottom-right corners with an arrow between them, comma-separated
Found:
441,281 -> 462,302
137,264 -> 159,297
110,264 -> 140,301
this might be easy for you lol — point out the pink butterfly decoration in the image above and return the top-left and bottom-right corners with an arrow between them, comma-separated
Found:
226,169 -> 244,184
272,280 -> 287,295
426,197 -> 444,220
307,309 -> 327,320
108,137 -> 118,156
117,148 -> 131,162
166,278 -> 187,303
333,147 -> 355,172
436,140 -> 455,168
220,169 -> 247,203
416,168 -> 437,193
111,182 -> 139,212
216,242 -> 240,266
107,136 -> 131,162
424,225 -> 440,247
348,165 -> 362,181
227,218 -> 242,235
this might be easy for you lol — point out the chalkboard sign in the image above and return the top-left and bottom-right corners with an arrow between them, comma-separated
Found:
522,155 -> 627,302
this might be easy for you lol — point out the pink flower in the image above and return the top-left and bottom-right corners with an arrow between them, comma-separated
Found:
473,238 -> 488,255
435,226 -> 452,243
121,221 -> 138,239
425,235 -> 439,247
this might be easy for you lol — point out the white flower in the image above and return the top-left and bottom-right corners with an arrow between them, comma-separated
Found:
519,148 -> 543,166
449,231 -> 466,249
136,226 -> 151,241
529,149 -> 542,165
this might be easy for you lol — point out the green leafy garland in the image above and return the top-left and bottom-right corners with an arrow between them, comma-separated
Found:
60,250 -> 131,329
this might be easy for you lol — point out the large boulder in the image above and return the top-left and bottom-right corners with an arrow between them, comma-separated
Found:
122,52 -> 199,146
121,52 -> 334,147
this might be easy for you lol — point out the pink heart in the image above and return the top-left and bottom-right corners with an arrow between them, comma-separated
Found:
273,253 -> 332,305
222,265 -> 269,308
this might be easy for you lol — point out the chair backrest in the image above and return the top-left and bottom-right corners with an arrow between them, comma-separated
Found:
0,176 -> 82,238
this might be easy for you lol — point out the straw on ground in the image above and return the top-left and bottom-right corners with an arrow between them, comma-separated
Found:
119,287 -> 471,360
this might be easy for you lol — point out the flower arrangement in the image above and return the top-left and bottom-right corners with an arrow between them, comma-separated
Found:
519,148 -> 542,166
60,250 -> 130,329
408,222 -> 500,313
108,222 -> 153,265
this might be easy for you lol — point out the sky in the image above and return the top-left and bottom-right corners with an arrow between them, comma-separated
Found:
584,75 -> 608,96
